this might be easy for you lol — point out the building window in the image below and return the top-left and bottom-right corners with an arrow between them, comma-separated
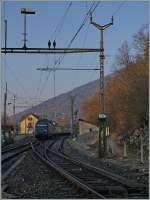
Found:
28,117 -> 32,121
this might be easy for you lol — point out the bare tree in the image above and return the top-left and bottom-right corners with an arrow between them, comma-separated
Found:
113,41 -> 131,70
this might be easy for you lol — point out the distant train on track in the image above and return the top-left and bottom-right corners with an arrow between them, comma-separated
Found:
35,118 -> 70,139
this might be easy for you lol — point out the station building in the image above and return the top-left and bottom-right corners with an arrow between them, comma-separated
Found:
19,113 -> 39,135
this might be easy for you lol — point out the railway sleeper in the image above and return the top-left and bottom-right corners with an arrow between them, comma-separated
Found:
62,151 -> 146,189
128,193 -> 149,198
127,186 -> 148,194
67,168 -> 83,172
94,185 -> 128,196
85,180 -> 107,184
78,178 -> 109,184
32,144 -> 105,199
2,147 -> 30,163
55,163 -> 75,167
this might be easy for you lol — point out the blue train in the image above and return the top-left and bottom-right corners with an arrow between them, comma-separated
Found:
35,118 -> 57,139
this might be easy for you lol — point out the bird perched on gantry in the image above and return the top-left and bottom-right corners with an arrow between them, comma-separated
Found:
53,40 -> 56,49
48,40 -> 51,49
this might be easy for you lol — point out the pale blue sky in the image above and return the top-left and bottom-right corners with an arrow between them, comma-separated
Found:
1,1 -> 148,115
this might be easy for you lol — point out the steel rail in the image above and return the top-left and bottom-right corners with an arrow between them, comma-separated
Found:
2,146 -> 31,163
47,146 -> 147,198
2,142 -> 31,154
31,142 -> 105,198
2,136 -> 35,153
2,155 -> 25,181
2,140 -> 38,163
59,139 -> 147,190
45,147 -> 128,198
59,150 -> 145,189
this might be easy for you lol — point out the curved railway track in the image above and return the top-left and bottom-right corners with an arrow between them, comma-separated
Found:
31,139 -> 87,198
31,139 -> 148,198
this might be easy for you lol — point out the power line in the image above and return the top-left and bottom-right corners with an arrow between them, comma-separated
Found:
34,70 -> 43,99
50,2 -> 73,97
39,2 -> 101,97
6,65 -> 30,97
112,1 -> 126,16
33,3 -> 72,100
71,23 -> 91,89
50,2 -> 72,41
52,2 -> 99,69
34,53 -> 50,99
67,2 -> 100,48
37,70 -> 52,97
69,2 -> 101,90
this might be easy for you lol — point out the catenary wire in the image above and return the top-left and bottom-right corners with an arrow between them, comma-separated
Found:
112,1 -> 126,16
36,2 -> 72,98
39,2 -> 101,97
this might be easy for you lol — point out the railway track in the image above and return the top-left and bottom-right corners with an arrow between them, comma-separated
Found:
2,138 -> 38,185
2,135 -> 33,152
31,139 -> 148,198
31,140 -> 87,198
2,139 -> 38,163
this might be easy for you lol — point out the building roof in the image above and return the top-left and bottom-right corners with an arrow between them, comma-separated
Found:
19,113 -> 39,122
78,118 -> 98,127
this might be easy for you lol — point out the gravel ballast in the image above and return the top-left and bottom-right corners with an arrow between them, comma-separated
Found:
2,136 -> 149,199
63,137 -> 149,186
3,149 -> 83,198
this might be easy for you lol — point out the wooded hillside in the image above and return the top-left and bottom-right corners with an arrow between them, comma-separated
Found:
81,25 -> 149,139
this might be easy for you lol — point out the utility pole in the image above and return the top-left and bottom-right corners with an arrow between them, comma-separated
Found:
53,65 -> 56,97
70,95 -> 75,137
13,95 -> 16,135
3,82 -> 7,141
90,15 -> 113,157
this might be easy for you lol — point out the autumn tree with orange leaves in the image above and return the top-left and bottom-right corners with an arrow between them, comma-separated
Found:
81,25 -> 149,138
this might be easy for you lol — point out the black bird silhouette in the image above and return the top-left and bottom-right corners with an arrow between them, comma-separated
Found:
53,40 -> 56,49
48,40 -> 51,49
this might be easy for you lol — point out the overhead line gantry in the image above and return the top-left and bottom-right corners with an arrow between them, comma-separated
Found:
36,67 -> 100,71
1,47 -> 100,54
2,7 -> 114,159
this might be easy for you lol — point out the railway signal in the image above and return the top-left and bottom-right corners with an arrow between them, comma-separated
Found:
3,82 -> 7,141
70,95 -> 75,137
13,95 -> 16,135
21,8 -> 36,49
4,19 -> 7,53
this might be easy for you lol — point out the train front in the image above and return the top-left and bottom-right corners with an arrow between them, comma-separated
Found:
35,119 -> 49,139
